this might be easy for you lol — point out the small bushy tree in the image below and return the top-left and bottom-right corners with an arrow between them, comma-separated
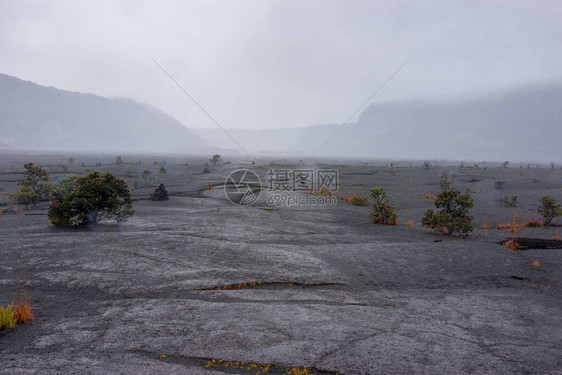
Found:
537,196 -> 562,225
369,187 -> 397,225
209,154 -> 221,165
9,163 -> 50,209
421,189 -> 474,235
48,171 -> 134,226
142,169 -> 155,187
439,170 -> 456,190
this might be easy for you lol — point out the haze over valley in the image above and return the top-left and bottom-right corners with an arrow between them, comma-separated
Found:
2,72 -> 561,163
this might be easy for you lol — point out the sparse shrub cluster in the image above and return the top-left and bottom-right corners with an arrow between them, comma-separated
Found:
439,170 -> 456,190
349,194 -> 368,206
369,187 -> 397,225
421,189 -> 474,235
499,193 -> 518,207
8,163 -> 50,209
209,154 -> 221,165
48,171 -> 134,226
537,195 -> 562,225
142,169 -> 155,187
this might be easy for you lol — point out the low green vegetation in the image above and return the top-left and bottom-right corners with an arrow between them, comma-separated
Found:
499,193 -> 518,207
349,194 -> 368,206
209,154 -> 221,165
369,187 -> 397,225
8,162 -> 50,209
439,170 -> 456,190
142,169 -> 155,187
421,189 -> 474,235
0,303 -> 16,331
48,171 -> 134,226
537,195 -> 562,225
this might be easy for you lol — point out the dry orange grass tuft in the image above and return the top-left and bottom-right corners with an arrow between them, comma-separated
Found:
424,192 -> 431,199
392,217 -> 399,226
13,274 -> 34,324
340,193 -> 345,200
554,229 -> 560,240
521,219 -> 544,228
328,189 -> 333,197
406,220 -> 413,227
349,194 -> 368,206
205,281 -> 264,290
481,216 -> 490,230
206,182 -> 213,190
533,259 -> 541,267
509,213 -> 518,233
497,223 -> 511,229
13,297 -> 34,324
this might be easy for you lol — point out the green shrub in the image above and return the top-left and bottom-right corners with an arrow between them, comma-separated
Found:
8,163 -> 50,209
209,154 -> 221,165
537,196 -> 562,225
421,189 -> 474,235
349,194 -> 368,206
142,169 -> 154,187
0,303 -> 16,331
369,187 -> 397,225
48,171 -> 134,226
439,170 -> 456,190
499,193 -> 518,207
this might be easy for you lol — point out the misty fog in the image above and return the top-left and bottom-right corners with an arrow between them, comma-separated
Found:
1,1 -> 561,161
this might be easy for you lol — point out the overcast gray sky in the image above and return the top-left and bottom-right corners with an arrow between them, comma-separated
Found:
1,0 -> 561,130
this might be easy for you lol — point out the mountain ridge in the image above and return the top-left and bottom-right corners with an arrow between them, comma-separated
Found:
193,85 -> 562,162
0,73 -> 211,154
